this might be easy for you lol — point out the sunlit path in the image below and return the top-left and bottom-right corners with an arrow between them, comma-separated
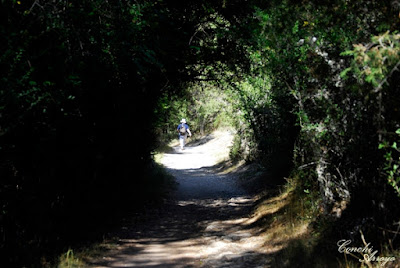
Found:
163,130 -> 246,201
88,130 -> 270,268
162,130 -> 235,170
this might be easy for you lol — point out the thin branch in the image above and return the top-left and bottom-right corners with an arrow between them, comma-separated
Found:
360,231 -> 373,268
192,77 -> 219,81
378,226 -> 400,235
29,0 -> 44,12
297,161 -> 318,170
189,29 -> 201,45
373,60 -> 400,93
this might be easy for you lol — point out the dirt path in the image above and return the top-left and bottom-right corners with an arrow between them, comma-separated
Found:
88,130 -> 270,268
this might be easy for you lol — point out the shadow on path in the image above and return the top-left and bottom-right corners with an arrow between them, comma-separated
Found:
88,131 -> 270,268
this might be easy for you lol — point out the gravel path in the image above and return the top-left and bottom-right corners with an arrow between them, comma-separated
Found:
88,130 -> 270,268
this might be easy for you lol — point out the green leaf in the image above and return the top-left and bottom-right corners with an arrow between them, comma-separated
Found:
395,129 -> 400,135
340,50 -> 355,56
378,143 -> 385,149
340,67 -> 352,79
292,21 -> 299,34
190,46 -> 201,51
365,74 -> 375,84
392,142 -> 398,149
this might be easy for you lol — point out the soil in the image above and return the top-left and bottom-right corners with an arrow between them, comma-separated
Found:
87,130 -> 270,268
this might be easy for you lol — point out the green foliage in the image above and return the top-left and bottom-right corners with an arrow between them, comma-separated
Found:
229,133 -> 245,161
341,31 -> 400,88
2,0 -> 400,265
380,129 -> 400,197
57,249 -> 84,268
239,3 -> 400,253
155,80 -> 240,144
341,30 -> 400,203
0,0 -> 254,266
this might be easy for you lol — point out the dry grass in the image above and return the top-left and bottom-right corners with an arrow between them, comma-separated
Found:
245,177 -> 325,267
257,193 -> 312,242
57,249 -> 85,268
249,176 -> 400,268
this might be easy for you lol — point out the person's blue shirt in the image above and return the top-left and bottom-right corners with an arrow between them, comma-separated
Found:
177,123 -> 189,135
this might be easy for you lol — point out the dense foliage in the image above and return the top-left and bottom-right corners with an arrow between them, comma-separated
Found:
158,0 -> 400,260
238,0 -> 400,258
0,0 -> 251,266
258,0 -> 400,218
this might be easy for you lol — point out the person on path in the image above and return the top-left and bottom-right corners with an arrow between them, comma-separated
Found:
177,119 -> 192,150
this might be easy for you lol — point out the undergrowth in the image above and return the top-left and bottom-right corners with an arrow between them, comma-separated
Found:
57,249 -> 84,268
253,174 -> 400,267
48,161 -> 176,268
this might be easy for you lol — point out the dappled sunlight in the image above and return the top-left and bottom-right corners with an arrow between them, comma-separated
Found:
245,189 -> 313,259
88,192 -> 270,267
5,1 -> 399,266
86,129 -> 323,267
87,130 -> 272,267
86,129 -> 321,268
245,192 -> 290,226
176,196 -> 254,208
